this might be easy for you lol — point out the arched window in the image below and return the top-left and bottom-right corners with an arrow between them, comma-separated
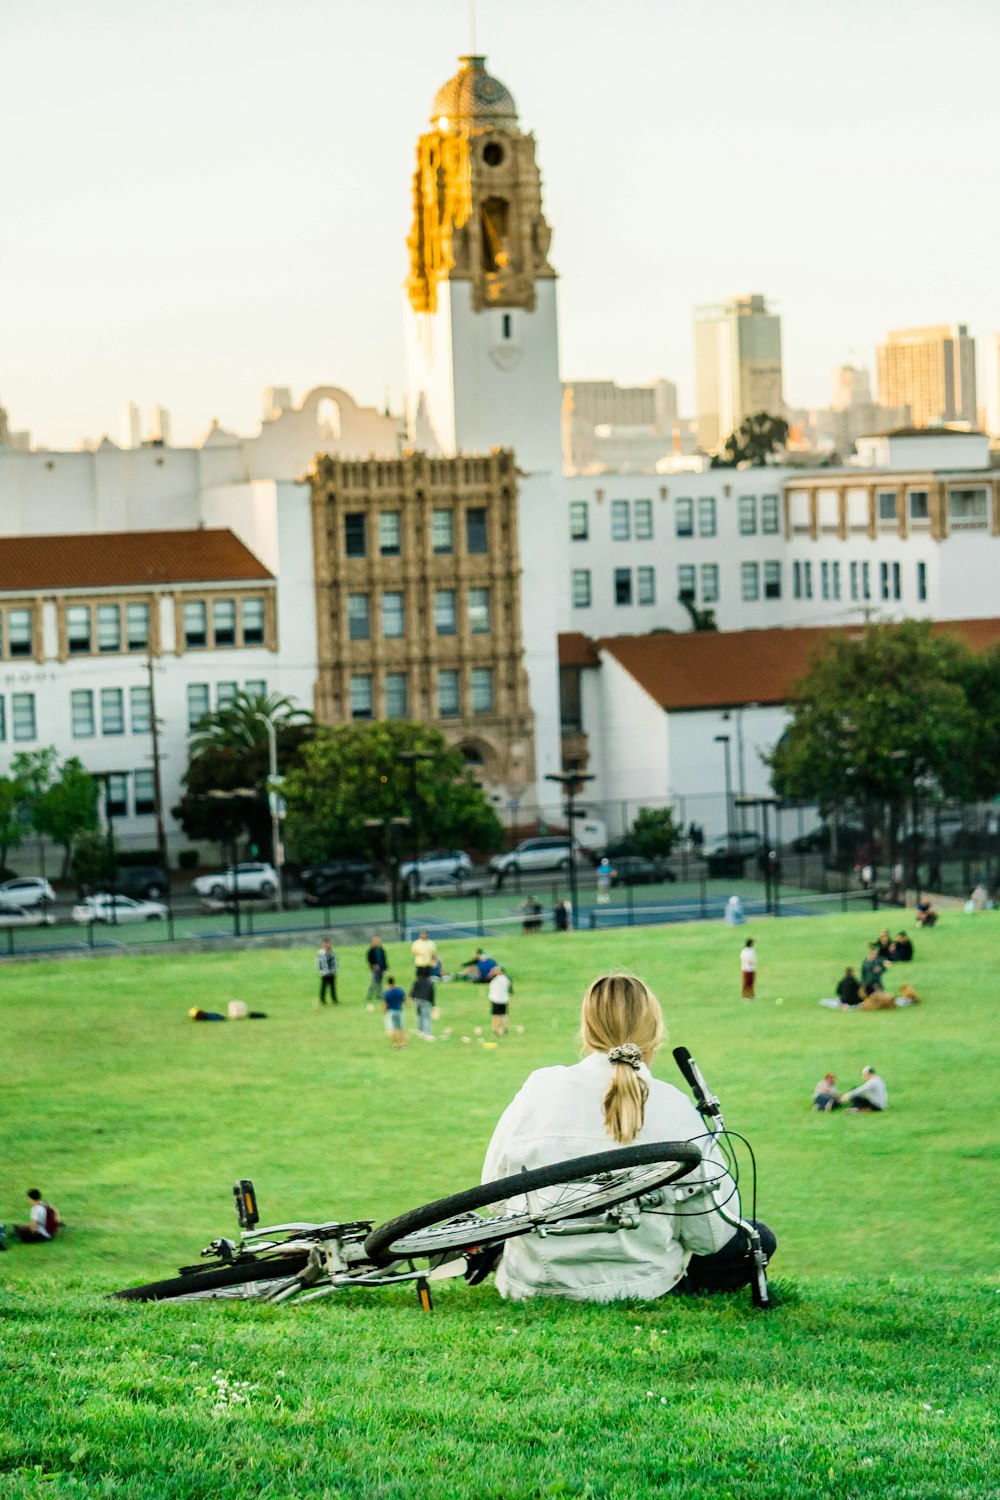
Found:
461,745 -> 485,767
316,398 -> 341,441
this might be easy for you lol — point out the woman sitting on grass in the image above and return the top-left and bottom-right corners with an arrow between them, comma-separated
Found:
480,973 -> 776,1302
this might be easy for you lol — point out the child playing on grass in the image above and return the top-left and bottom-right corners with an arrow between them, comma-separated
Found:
488,967 -> 512,1037
383,976 -> 407,1049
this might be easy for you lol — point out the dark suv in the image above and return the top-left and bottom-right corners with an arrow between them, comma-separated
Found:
114,866 -> 170,900
299,861 -> 387,906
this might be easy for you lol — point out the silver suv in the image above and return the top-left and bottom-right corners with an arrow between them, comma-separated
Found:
489,837 -> 588,879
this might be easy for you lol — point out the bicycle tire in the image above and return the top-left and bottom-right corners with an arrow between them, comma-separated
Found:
112,1251 -> 310,1303
365,1141 -> 701,1265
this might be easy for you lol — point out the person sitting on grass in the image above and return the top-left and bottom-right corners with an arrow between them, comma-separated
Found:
841,1065 -> 888,1111
889,931 -> 914,962
382,975 -> 407,1049
478,973 -> 776,1301
14,1189 -> 60,1243
813,1074 -> 842,1111
460,949 -> 500,983
915,900 -> 938,928
819,967 -> 863,1009
860,945 -> 888,996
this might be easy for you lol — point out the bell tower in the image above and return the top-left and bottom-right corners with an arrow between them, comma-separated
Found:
404,55 -> 562,473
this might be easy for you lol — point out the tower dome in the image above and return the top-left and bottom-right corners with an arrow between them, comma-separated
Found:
430,55 -> 517,128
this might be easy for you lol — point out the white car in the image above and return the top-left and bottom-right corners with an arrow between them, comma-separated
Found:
0,877 -> 56,909
72,893 -> 168,924
488,837 -> 590,878
397,849 -> 473,895
192,863 -> 279,901
0,902 -> 56,927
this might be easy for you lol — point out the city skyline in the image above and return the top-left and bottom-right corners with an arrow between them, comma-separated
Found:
5,0 -> 1000,449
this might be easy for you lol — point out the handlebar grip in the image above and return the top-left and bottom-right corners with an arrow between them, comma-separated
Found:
672,1045 -> 703,1099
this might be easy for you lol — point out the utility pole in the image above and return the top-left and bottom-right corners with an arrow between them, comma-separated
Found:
254,711 -> 284,908
146,651 -> 169,878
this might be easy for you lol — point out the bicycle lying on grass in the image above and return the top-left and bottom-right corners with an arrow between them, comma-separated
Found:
114,1047 -> 771,1310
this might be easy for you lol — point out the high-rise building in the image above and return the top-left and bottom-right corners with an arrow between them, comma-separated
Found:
875,324 -> 977,428
831,365 -> 872,412
121,401 -> 142,449
694,294 -> 783,453
148,405 -> 172,445
561,378 -> 681,473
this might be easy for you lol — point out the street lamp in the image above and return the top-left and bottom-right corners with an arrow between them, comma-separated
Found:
365,816 -> 411,928
395,750 -> 437,904
253,711 -> 285,908
206,788 -> 256,936
734,794 -> 780,915
714,734 -> 733,840
545,771 -> 595,931
92,771 -> 127,926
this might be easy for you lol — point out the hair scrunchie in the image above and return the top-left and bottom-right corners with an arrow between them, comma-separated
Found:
607,1043 -> 643,1071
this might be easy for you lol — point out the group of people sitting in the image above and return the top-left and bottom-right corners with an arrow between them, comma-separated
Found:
812,1065 -> 888,1113
819,929 -> 919,1011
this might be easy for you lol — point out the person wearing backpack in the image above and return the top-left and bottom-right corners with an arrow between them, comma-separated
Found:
14,1188 -> 60,1243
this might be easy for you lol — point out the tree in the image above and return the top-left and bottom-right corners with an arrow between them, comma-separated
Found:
625,806 -> 681,858
0,777 -> 23,873
32,758 -> 100,879
173,690 -> 315,857
710,412 -> 789,469
679,597 -> 718,632
768,621 -> 993,841
282,721 -> 504,869
11,748 -> 60,877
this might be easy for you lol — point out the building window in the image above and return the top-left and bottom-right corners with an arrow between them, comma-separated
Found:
909,490 -> 930,522
216,681 -> 238,709
614,568 -> 632,605
183,601 -> 207,649
698,497 -> 717,537
738,496 -> 757,535
126,602 -> 150,651
437,668 -> 460,718
212,599 -> 237,647
134,769 -> 155,816
832,560 -> 841,600
822,561 -> 831,601
187,683 -> 210,729
385,672 -> 408,719
948,487 -> 988,526
764,561 -> 781,599
917,561 -> 927,601
468,587 -> 491,634
0,697 -> 5,740
347,593 -> 371,641
569,501 -> 589,540
637,566 -> 655,605
634,499 -> 653,540
11,692 -> 36,741
105,773 -> 128,818
793,561 -> 813,600
344,513 -> 367,558
6,607 -> 33,658
67,605 -> 91,654
466,508 -> 488,554
502,313 -> 512,339
241,598 -> 265,646
379,512 -> 402,557
850,561 -> 858,601
611,500 -> 631,541
861,561 -> 871,600
572,569 -> 591,608
130,685 -> 152,733
434,589 -> 457,635
349,673 -> 373,720
382,592 -> 405,638
101,688 -> 125,735
880,562 -> 890,600
892,561 -> 901,599
97,604 -> 121,653
741,562 -> 760,601
471,667 -> 494,714
877,490 -> 897,524
432,509 -> 454,554
761,495 -> 780,534
678,564 -> 696,603
675,499 -> 693,538
701,563 -> 719,603
244,678 -> 267,697
71,689 -> 95,738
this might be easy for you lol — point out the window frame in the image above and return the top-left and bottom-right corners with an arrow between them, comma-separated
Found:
700,562 -> 719,604
741,561 -> 760,602
569,501 -> 589,541
434,588 -> 458,636
738,496 -> 757,536
379,511 -> 402,557
382,591 -> 405,639
465,508 -> 489,555
470,666 -> 495,715
761,495 -> 780,534
636,565 -> 655,605
634,499 -> 653,541
349,673 -> 374,721
71,689 -> 95,738
100,687 -> 125,736
11,692 -> 36,742
347,592 -> 371,642
610,499 -> 631,541
697,496 -> 717,538
614,568 -> 633,606
675,498 -> 694,538
384,671 -> 408,720
677,564 -> 696,603
763,560 -> 781,600
344,512 -> 367,558
432,509 -> 454,555
437,668 -> 461,718
572,569 -> 592,609
468,586 -> 491,634
186,682 -> 211,729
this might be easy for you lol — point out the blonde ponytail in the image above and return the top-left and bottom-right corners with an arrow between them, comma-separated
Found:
580,974 -> 665,1144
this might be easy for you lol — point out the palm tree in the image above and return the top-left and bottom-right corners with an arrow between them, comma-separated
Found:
188,690 -> 313,758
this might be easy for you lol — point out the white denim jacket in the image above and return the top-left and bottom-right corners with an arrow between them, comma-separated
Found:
481,1052 -> 740,1302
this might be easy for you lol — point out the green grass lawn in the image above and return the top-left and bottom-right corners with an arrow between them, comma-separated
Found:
2,913 -> 999,1497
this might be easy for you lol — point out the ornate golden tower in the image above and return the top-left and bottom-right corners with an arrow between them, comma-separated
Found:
407,55 -> 555,316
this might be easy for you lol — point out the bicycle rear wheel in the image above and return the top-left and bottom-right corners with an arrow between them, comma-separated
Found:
112,1251 -> 310,1303
365,1141 -> 701,1265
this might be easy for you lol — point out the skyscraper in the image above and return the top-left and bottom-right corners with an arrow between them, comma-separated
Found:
694,294 -> 783,453
875,324 -> 977,428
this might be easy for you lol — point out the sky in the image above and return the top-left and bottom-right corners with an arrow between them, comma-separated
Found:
4,0 -> 999,449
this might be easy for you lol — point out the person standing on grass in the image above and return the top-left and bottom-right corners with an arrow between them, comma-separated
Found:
383,975 -> 407,1049
740,938 -> 757,999
366,935 -> 388,1002
411,930 -> 438,979
13,1189 -> 60,1243
488,967 -> 512,1037
479,973 -> 776,1300
317,939 -> 339,1005
410,971 -> 436,1041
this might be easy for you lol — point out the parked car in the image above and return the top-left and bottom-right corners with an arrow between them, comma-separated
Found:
192,863 -> 279,901
299,861 -> 387,906
72,893 -> 168,924
397,849 -> 473,896
0,902 -> 56,927
0,876 -> 56,910
705,833 -> 764,879
114,865 -> 169,901
407,866 -> 491,898
489,837 -> 589,880
608,856 -> 678,886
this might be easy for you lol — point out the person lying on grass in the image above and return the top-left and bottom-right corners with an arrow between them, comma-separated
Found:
478,972 -> 776,1302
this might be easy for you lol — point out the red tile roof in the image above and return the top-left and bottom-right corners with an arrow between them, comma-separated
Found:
558,632 -> 601,668
588,618 -> 1000,712
0,530 -> 273,590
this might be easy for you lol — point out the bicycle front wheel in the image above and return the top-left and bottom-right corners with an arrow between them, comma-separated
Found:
365,1141 -> 701,1265
112,1251 -> 310,1303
